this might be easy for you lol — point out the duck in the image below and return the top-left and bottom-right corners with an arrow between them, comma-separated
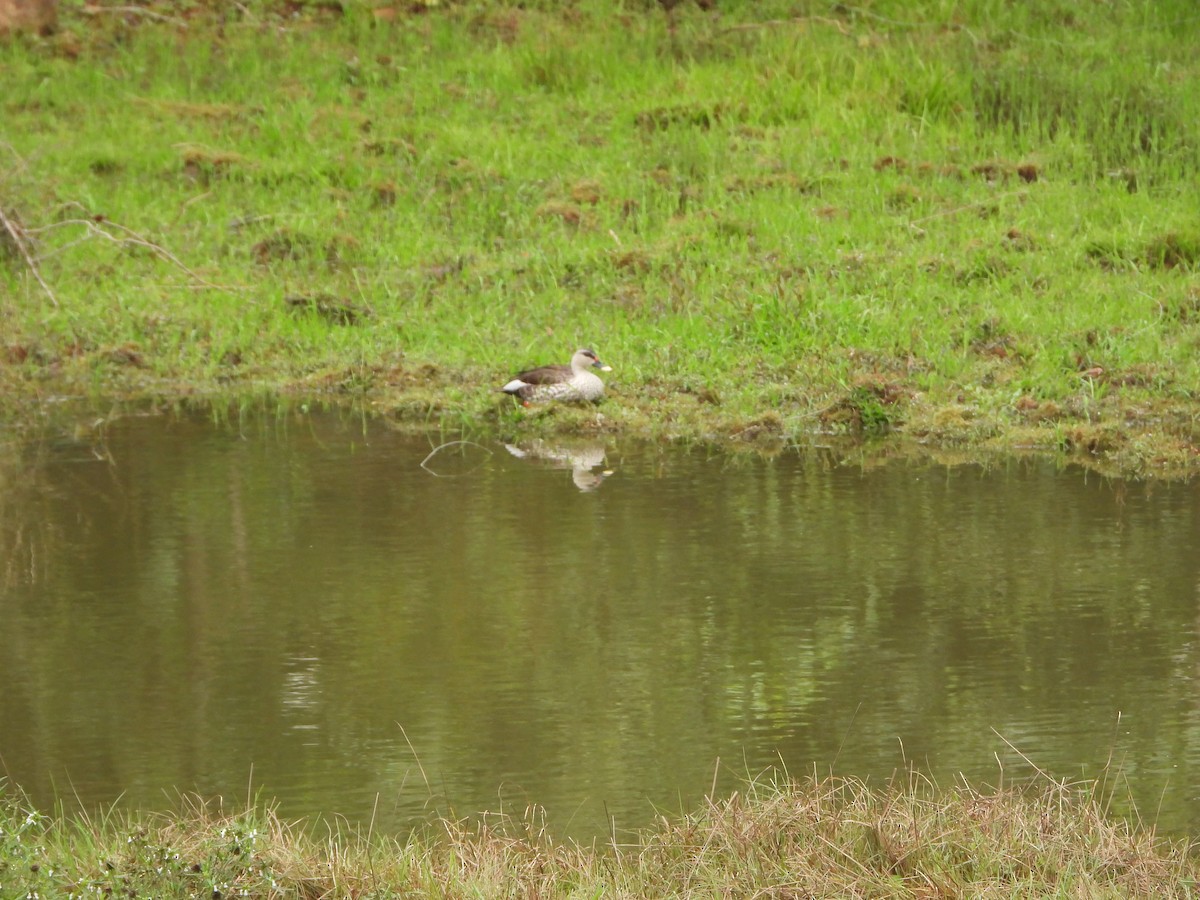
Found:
504,439 -> 614,491
500,348 -> 612,405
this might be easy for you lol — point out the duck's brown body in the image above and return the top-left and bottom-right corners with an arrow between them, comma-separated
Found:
501,348 -> 612,404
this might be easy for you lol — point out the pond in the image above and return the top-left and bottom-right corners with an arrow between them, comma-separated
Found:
1,409 -> 1198,841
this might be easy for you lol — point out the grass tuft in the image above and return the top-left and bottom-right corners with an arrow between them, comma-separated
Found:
3,774 -> 1196,898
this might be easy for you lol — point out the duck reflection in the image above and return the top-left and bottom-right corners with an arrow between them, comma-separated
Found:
503,440 -> 614,492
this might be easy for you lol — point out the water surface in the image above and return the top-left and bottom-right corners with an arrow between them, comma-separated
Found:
2,410 -> 1199,840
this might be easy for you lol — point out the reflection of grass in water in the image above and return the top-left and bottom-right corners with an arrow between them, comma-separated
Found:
1,1 -> 1200,473
2,771 -> 1193,896
0,438 -> 62,592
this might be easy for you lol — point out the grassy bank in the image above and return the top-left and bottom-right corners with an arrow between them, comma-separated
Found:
3,0 -> 1200,475
3,774 -> 1197,898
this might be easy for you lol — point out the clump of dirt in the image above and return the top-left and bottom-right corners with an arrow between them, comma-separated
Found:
252,230 -> 357,268
965,317 -> 1018,359
1002,227 -> 1037,251
89,157 -> 123,177
361,137 -> 417,158
467,9 -> 523,44
814,205 -> 847,219
1085,232 -> 1200,271
1083,238 -> 1131,270
683,384 -> 720,405
144,99 -> 262,122
372,180 -> 397,207
422,256 -> 468,283
1107,168 -> 1139,193
611,249 -> 652,273
1157,288 -> 1200,322
821,378 -> 909,434
729,411 -> 783,441
1106,364 -> 1165,389
886,184 -> 920,210
0,0 -> 56,35
180,147 -> 249,184
570,180 -> 602,205
969,160 -> 1039,183
1058,424 -> 1127,457
434,158 -> 506,192
954,253 -> 1009,285
725,173 -> 814,195
105,344 -> 145,367
970,161 -> 1005,181
253,229 -> 315,264
536,201 -> 584,227
915,162 -> 964,180
1014,395 -> 1062,423
276,0 -> 343,21
284,294 -> 370,325
1145,232 -> 1200,270
635,103 -> 728,132
324,234 -> 359,269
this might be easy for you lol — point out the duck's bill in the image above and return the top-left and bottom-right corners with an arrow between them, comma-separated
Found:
597,364 -> 613,372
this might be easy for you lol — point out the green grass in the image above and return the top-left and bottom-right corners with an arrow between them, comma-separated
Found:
3,0 -> 1200,474
4,773 -> 1197,898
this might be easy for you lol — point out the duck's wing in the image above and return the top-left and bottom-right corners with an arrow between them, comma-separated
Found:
511,364 -> 571,385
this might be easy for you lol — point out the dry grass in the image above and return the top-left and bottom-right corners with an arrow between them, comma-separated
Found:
626,775 -> 1197,898
4,774 -> 1197,898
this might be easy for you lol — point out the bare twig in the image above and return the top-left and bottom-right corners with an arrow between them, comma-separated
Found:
172,190 -> 212,227
30,232 -> 101,262
419,440 -> 493,476
227,213 -> 276,231
0,141 -> 31,180
719,16 -> 851,36
27,210 -> 237,293
395,722 -> 432,794
835,4 -> 926,28
908,190 -> 1028,226
232,2 -> 261,24
991,727 -> 1054,782
0,206 -> 58,308
80,4 -> 188,27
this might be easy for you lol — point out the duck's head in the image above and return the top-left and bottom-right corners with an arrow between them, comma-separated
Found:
573,348 -> 613,373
